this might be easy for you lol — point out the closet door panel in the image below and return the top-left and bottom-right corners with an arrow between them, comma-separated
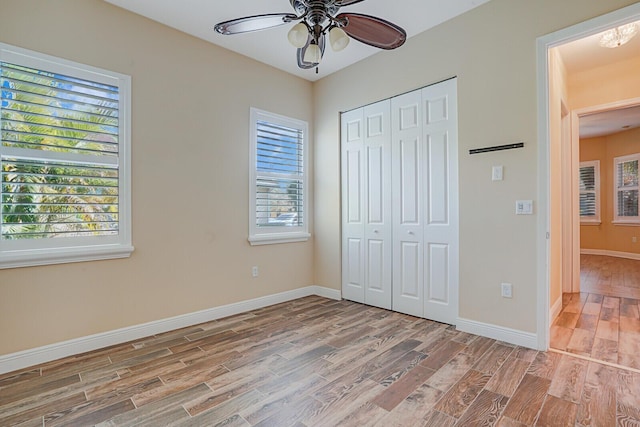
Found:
422,79 -> 459,325
363,100 -> 392,309
392,91 -> 424,317
341,109 -> 365,303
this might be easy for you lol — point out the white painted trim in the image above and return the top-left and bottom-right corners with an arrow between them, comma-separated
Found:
456,318 -> 538,350
580,249 -> 640,261
0,286 -> 341,375
536,2 -> 640,352
550,297 -> 563,326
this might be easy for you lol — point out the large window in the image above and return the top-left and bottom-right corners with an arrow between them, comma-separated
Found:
249,108 -> 309,245
0,43 -> 132,268
579,160 -> 600,224
613,153 -> 639,224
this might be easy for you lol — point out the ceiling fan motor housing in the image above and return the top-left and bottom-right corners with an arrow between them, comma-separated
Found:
291,0 -> 340,25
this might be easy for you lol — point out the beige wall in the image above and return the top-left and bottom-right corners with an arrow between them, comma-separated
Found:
580,129 -> 640,254
0,0 -> 314,355
313,0 -> 638,333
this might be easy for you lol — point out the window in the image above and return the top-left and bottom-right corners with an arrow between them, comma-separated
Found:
0,43 -> 132,268
249,108 -> 309,245
613,153 -> 639,224
579,160 -> 600,224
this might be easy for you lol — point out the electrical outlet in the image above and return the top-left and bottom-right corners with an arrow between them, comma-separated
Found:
252,266 -> 259,277
501,283 -> 513,298
633,236 -> 638,243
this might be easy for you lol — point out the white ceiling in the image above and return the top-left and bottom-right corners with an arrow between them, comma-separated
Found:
103,0 -> 490,82
557,21 -> 640,138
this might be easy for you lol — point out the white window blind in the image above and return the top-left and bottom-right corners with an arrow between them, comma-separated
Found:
579,160 -> 600,224
614,153 -> 639,224
249,108 -> 309,245
0,43 -> 132,268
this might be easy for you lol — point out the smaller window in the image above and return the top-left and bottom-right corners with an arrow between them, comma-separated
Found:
579,160 -> 600,224
613,153 -> 640,224
248,108 -> 309,245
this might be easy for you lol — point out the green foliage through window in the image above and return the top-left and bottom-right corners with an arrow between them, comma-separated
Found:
1,61 -> 120,239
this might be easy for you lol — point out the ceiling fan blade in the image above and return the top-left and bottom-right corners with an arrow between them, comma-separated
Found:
335,0 -> 367,6
214,13 -> 297,35
337,13 -> 406,50
297,33 -> 326,69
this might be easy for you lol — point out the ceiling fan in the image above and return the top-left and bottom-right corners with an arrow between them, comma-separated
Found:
214,0 -> 407,71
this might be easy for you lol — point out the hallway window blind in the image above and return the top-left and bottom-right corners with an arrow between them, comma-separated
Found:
579,161 -> 600,224
614,153 -> 639,224
0,42 -> 132,268
248,108 -> 309,245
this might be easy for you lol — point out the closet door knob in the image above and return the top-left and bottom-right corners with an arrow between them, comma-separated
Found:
373,229 -> 379,233
408,231 -> 414,235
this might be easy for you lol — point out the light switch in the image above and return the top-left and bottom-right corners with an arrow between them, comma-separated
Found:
492,166 -> 503,181
516,200 -> 533,215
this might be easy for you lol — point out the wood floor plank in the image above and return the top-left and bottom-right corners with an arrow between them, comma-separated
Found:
423,352 -> 476,392
432,369 -> 491,418
472,342 -> 514,375
617,370 -> 640,424
420,340 -> 465,371
547,355 -> 587,404
536,395 -> 578,427
501,374 -> 551,425
454,389 -> 509,427
484,356 -> 531,398
376,383 -> 443,426
576,362 -> 617,427
371,365 -> 435,411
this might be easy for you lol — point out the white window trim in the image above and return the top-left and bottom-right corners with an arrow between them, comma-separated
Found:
0,43 -> 133,269
248,108 -> 309,245
613,153 -> 640,225
579,160 -> 601,225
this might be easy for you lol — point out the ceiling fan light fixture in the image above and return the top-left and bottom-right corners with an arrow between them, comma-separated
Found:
287,22 -> 308,48
329,27 -> 350,51
599,23 -> 639,48
303,42 -> 322,64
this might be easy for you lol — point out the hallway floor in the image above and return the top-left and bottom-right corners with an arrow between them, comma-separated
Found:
551,255 -> 640,370
551,292 -> 640,369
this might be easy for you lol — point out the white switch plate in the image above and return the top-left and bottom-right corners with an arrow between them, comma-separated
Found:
492,165 -> 503,181
501,283 -> 513,298
516,200 -> 533,215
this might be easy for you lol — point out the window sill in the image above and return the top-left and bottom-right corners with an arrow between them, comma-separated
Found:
249,232 -> 311,246
580,220 -> 601,226
0,244 -> 135,269
612,221 -> 640,226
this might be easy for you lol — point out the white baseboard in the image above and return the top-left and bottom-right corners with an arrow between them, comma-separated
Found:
456,318 -> 539,350
580,249 -> 640,261
0,285 -> 341,375
550,296 -> 563,325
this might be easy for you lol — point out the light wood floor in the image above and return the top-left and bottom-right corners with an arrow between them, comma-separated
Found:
550,255 -> 640,370
580,254 -> 640,300
2,296 -> 640,426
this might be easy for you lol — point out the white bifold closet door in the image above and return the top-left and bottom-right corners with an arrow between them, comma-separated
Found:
341,99 -> 392,309
341,78 -> 458,326
391,79 -> 458,325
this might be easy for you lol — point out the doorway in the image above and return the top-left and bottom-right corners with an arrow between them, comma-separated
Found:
537,4 -> 640,368
538,5 -> 640,369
